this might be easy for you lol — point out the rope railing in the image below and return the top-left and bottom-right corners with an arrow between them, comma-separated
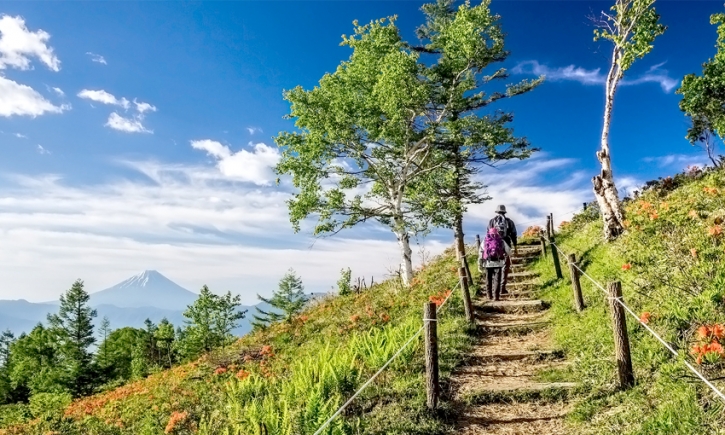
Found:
312,248 -> 472,435
547,238 -> 725,403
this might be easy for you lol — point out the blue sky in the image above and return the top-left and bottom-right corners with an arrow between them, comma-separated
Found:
0,0 -> 721,303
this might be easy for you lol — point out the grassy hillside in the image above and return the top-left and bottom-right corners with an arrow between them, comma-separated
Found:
0,248 -> 476,435
533,166 -> 725,434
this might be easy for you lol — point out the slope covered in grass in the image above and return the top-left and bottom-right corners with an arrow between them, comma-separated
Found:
532,166 -> 725,434
0,247 -> 477,435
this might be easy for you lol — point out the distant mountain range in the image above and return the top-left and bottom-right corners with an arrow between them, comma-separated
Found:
0,270 -> 294,338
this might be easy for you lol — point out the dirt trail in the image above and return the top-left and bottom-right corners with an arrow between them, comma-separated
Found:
449,245 -> 574,435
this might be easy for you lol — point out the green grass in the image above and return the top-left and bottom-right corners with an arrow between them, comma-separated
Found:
528,167 -> 725,434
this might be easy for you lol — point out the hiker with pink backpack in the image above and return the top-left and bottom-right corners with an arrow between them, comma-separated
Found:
480,205 -> 518,300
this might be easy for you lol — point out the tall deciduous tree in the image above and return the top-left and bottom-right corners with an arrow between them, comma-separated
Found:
9,324 -> 65,398
591,0 -> 665,240
411,0 -> 541,260
677,11 -> 725,168
252,269 -> 307,328
275,17 -> 450,286
47,279 -> 97,396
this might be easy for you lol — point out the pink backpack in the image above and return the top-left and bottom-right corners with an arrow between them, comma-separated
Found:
483,228 -> 506,261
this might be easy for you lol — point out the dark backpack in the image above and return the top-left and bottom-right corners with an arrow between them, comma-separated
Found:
483,229 -> 506,261
492,214 -> 509,238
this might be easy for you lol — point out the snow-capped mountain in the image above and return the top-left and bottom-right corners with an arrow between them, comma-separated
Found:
89,270 -> 199,311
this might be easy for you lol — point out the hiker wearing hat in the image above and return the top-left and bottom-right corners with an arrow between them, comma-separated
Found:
488,205 -> 518,294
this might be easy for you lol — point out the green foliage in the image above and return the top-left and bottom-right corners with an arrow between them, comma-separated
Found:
28,392 -> 72,420
9,324 -> 67,398
677,11 -> 725,164
593,0 -> 666,72
337,268 -> 352,296
179,285 -> 246,360
252,269 -> 307,328
100,326 -> 144,382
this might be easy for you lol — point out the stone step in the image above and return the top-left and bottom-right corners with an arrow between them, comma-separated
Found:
507,280 -> 539,290
470,349 -> 564,363
476,299 -> 546,314
463,382 -> 578,405
509,271 -> 540,281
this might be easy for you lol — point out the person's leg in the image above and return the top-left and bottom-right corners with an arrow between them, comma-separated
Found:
486,267 -> 494,300
493,267 -> 502,301
502,252 -> 512,294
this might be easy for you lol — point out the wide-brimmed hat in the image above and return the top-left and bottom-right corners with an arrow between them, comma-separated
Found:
495,205 -> 507,214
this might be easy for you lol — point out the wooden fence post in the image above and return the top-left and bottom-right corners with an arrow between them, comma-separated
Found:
424,302 -> 439,410
464,257 -> 474,287
539,235 -> 547,258
608,281 -> 634,389
549,236 -> 563,279
568,254 -> 584,312
549,213 -> 554,236
459,267 -> 474,323
546,216 -> 552,240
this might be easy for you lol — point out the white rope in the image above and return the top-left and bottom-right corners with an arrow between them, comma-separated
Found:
312,276 -> 461,435
549,240 -> 725,403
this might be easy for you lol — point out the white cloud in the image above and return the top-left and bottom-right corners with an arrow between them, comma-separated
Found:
36,144 -> 49,155
513,60 -> 678,93
0,162 -> 445,303
14,133 -> 26,138
85,52 -> 106,65
77,89 -> 130,109
106,112 -> 151,133
247,127 -> 262,135
191,140 -> 280,185
0,15 -> 59,71
51,86 -> 64,97
465,156 -> 592,231
133,99 -> 156,114
0,75 -> 68,117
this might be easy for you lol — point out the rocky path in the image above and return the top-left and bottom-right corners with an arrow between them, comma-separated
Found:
449,244 -> 574,435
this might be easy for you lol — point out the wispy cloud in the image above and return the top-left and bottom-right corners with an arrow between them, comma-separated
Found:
78,89 -> 130,109
191,140 -> 281,185
513,60 -> 679,93
0,16 -> 66,118
642,153 -> 707,169
85,52 -> 107,65
106,112 -> 151,133
247,127 -> 262,135
133,99 -> 156,114
14,133 -> 26,139
36,144 -> 50,155
50,86 -> 64,97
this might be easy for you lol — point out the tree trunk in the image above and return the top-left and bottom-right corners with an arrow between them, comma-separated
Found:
453,213 -> 466,263
395,229 -> 414,286
593,49 -> 625,241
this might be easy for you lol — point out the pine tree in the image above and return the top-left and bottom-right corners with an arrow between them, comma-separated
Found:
47,279 -> 97,397
154,318 -> 176,368
178,286 -> 246,360
252,269 -> 307,329
95,317 -> 114,385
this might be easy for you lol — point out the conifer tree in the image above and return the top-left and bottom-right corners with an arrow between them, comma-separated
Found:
47,279 -> 97,396
409,0 -> 541,261
178,286 -> 246,359
252,269 -> 307,328
154,318 -> 176,368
